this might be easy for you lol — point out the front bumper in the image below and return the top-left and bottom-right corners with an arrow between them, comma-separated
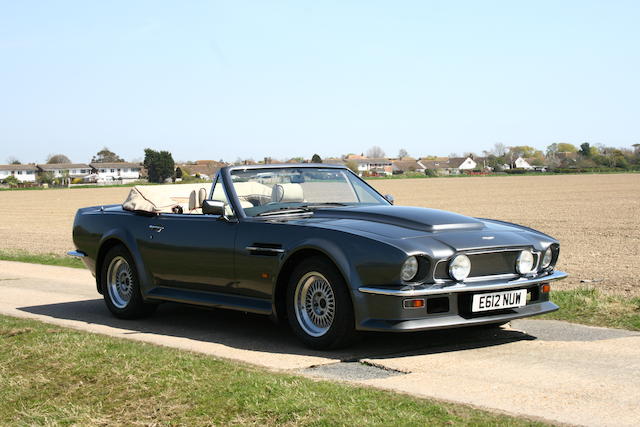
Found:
354,270 -> 566,332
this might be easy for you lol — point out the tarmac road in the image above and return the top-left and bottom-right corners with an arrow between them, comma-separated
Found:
1,260 -> 639,426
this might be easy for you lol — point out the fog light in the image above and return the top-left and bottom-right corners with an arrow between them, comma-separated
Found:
403,298 -> 425,309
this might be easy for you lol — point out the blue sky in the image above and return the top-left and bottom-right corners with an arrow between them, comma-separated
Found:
1,1 -> 639,163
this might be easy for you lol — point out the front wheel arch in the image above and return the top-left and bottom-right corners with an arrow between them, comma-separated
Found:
274,248 -> 353,323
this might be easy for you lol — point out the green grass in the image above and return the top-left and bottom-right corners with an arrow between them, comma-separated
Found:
544,287 -> 640,331
0,250 -> 85,269
0,315 -> 542,426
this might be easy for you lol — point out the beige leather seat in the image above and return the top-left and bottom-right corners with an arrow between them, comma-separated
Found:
187,187 -> 208,214
271,183 -> 304,203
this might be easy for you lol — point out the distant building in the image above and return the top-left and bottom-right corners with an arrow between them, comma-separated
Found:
37,163 -> 92,179
355,158 -> 393,176
0,164 -> 38,183
89,162 -> 142,182
392,159 -> 421,174
420,156 -> 477,175
514,156 -> 533,170
176,160 -> 227,180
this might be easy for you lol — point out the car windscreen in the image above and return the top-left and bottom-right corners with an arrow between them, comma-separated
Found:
228,168 -> 388,217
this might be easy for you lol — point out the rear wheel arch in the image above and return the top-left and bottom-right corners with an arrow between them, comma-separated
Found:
273,248 -> 353,323
95,238 -> 133,294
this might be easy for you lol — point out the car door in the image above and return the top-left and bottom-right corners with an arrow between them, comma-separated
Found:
140,213 -> 238,294
137,178 -> 239,295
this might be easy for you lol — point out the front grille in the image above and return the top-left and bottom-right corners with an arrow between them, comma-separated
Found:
435,250 -> 531,281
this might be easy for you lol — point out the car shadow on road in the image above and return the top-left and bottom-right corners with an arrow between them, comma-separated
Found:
18,299 -> 537,361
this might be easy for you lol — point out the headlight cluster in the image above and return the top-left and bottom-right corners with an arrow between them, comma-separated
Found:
401,256 -> 419,281
449,254 -> 471,281
515,250 -> 535,274
541,247 -> 553,269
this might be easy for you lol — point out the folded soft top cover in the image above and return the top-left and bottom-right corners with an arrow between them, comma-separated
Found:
122,184 -> 210,213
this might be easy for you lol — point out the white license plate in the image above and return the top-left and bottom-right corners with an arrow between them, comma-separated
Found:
472,289 -> 527,312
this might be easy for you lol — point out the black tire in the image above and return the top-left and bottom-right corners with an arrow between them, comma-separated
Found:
286,256 -> 356,349
100,245 -> 157,319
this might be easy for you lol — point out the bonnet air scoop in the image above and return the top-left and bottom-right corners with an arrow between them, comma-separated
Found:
313,206 -> 484,232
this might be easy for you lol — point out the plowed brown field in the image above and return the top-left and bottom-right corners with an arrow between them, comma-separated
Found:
1,173 -> 638,295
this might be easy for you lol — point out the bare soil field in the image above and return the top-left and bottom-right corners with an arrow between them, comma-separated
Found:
0,173 -> 638,295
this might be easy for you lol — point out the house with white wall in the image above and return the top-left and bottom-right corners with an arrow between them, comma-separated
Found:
0,164 -> 38,183
514,156 -> 534,170
37,163 -> 92,179
420,156 -> 477,175
89,162 -> 142,182
355,158 -> 393,176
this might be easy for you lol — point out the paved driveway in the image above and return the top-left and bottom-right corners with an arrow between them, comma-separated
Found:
1,261 -> 639,426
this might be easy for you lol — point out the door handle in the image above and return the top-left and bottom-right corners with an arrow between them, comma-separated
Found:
148,225 -> 165,232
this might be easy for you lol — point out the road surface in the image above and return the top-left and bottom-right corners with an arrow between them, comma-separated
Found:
1,260 -> 638,426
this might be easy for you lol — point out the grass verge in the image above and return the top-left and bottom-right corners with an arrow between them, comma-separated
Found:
0,315 -> 542,426
544,287 -> 640,331
0,250 -> 85,269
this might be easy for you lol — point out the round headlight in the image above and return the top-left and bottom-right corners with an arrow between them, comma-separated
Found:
401,256 -> 419,282
449,254 -> 471,282
516,250 -> 535,274
541,247 -> 553,268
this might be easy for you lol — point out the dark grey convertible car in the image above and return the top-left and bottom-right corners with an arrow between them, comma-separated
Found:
69,164 -> 566,349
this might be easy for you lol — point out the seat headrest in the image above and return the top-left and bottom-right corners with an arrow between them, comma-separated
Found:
188,190 -> 197,211
198,188 -> 207,206
271,183 -> 304,203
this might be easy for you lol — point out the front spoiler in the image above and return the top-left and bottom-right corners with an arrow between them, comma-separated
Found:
359,301 -> 559,332
358,270 -> 568,297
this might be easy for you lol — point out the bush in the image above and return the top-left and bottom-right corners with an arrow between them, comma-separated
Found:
72,178 -> 84,184
2,175 -> 20,187
424,169 -> 438,177
504,169 -> 527,174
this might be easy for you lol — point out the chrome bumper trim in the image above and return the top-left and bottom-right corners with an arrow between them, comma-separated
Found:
358,270 -> 568,297
67,250 -> 87,258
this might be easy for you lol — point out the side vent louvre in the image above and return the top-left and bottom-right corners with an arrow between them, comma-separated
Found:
245,243 -> 285,256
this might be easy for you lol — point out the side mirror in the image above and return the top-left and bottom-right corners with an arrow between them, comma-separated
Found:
384,194 -> 394,205
202,200 -> 225,216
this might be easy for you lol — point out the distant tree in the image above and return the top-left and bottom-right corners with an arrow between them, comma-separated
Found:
37,171 -> 55,185
2,175 -> 20,187
345,160 -> 359,174
289,157 -> 305,163
490,143 -> 507,157
398,148 -> 408,159
366,146 -> 385,158
92,147 -> 124,163
311,154 -> 322,163
546,143 -> 559,158
46,154 -> 71,164
556,143 -> 577,153
580,142 -> 592,157
6,157 -> 21,165
175,167 -> 183,179
508,145 -> 538,158
144,149 -> 175,183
